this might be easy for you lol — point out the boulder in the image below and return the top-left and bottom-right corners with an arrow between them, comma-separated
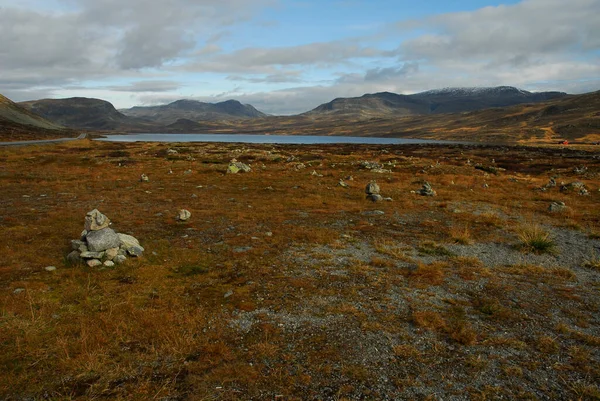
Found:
86,228 -> 120,252
84,209 -> 110,231
177,209 -> 191,221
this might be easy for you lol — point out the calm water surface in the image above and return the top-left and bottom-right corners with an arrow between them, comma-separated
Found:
96,133 -> 465,145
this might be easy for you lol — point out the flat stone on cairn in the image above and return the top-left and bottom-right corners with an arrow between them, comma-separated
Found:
68,209 -> 144,267
365,182 -> 383,202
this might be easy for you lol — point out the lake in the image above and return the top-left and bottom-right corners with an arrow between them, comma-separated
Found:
95,133 -> 465,145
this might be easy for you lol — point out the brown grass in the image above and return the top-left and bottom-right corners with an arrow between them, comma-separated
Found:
0,140 -> 599,400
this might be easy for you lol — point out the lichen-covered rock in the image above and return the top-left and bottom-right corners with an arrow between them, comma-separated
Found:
80,251 -> 105,259
103,260 -> 115,267
86,228 -> 120,252
66,250 -> 82,265
127,246 -> 144,257
114,255 -> 127,264
227,159 -> 251,174
118,233 -> 141,249
84,209 -> 110,231
105,247 -> 119,261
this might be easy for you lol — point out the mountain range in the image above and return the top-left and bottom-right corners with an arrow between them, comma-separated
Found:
2,86 -> 598,143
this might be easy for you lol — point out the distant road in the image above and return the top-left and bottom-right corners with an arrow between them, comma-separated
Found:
0,133 -> 87,146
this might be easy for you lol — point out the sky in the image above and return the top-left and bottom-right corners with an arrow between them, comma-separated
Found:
1,0 -> 599,115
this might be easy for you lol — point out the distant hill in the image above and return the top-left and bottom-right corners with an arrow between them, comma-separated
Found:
0,94 -> 63,130
18,97 -> 157,131
120,99 -> 267,125
306,86 -> 568,117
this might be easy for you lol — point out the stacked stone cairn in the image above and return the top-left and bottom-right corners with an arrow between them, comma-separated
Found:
365,182 -> 383,202
67,209 -> 144,267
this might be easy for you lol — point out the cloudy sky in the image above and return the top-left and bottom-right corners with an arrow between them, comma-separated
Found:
1,0 -> 599,114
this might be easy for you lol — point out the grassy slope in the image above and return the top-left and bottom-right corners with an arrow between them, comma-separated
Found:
0,140 -> 599,400
0,94 -> 63,130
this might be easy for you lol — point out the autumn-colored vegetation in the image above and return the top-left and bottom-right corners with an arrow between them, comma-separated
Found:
0,139 -> 599,399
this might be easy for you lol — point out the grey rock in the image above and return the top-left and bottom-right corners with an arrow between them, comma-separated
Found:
366,194 -> 383,202
80,230 -> 88,240
66,250 -> 82,265
86,228 -> 120,252
127,246 -> 144,257
13,288 -> 25,295
365,182 -> 380,195
338,179 -> 349,188
84,209 -> 110,231
140,173 -> 149,182
118,233 -> 142,249
561,181 -> 586,193
184,169 -> 192,175
80,251 -> 105,259
114,255 -> 127,264
167,148 -> 178,155
44,266 -> 57,272
549,201 -> 568,213
224,290 -> 233,298
177,209 -> 191,221
103,260 -> 115,267
87,259 -> 102,268
310,170 -> 323,177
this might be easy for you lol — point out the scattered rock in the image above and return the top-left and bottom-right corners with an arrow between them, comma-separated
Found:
294,163 -> 306,171
13,288 -> 25,295
184,169 -> 192,175
177,209 -> 191,221
84,209 -> 110,231
167,148 -> 178,155
140,174 -> 149,182
224,290 -> 234,298
310,170 -> 323,177
417,182 -> 437,196
338,179 -> 349,188
549,201 -> 569,213
560,181 -> 586,193
573,166 -> 588,174
44,266 -> 57,272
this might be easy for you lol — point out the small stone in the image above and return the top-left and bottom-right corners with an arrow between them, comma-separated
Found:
66,250 -> 82,265
140,174 -> 149,182
265,232 -> 273,237
224,290 -> 233,298
338,179 -> 349,188
184,170 -> 192,175
114,255 -> 127,264
103,260 -> 115,267
80,251 -> 105,259
13,288 -> 25,295
127,246 -> 144,257
177,209 -> 191,221
87,259 -> 102,268
84,209 -> 110,231
310,170 -> 323,177
167,148 -> 178,155
105,247 -> 119,261
44,266 -> 57,272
